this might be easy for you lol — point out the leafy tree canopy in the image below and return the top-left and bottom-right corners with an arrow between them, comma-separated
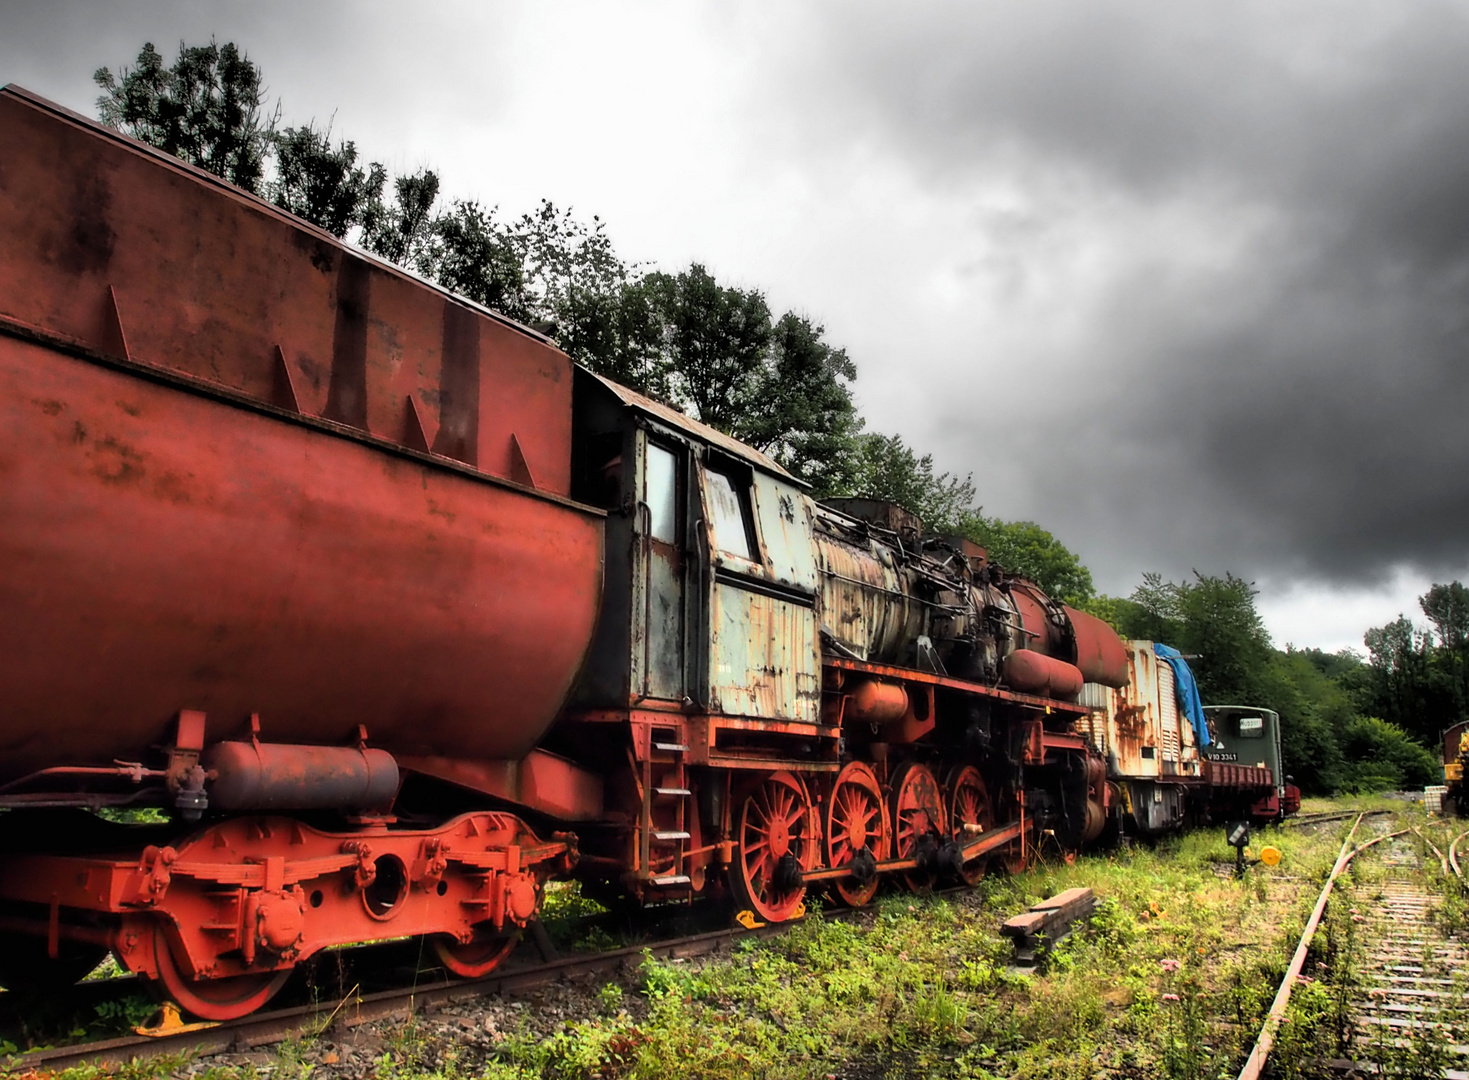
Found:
1111,571 -> 1271,705
1359,581 -> 1469,747
957,515 -> 1095,607
1422,581 -> 1469,650
95,40 -> 274,193
731,313 -> 861,496
846,433 -> 976,532
269,122 -> 382,237
647,264 -> 772,434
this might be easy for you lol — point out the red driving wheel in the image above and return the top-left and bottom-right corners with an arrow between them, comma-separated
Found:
730,770 -> 814,923
825,761 -> 888,907
947,765 -> 994,886
890,762 -> 946,893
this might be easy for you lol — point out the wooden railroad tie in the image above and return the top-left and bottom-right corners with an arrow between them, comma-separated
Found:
1000,886 -> 1099,967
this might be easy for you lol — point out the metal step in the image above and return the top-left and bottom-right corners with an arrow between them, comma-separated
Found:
653,830 -> 691,841
651,874 -> 691,886
654,786 -> 691,797
653,742 -> 689,753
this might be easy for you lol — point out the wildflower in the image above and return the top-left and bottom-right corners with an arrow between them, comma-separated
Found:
1162,993 -> 1180,1002
1296,975 -> 1314,985
1160,958 -> 1181,972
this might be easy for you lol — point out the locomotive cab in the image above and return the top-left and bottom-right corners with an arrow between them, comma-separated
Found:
1202,706 -> 1299,820
567,368 -> 824,727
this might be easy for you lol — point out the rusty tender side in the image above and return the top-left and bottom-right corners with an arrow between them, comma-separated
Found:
0,86 -> 1293,1019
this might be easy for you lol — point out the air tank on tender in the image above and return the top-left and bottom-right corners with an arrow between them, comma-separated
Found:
812,498 -> 1128,695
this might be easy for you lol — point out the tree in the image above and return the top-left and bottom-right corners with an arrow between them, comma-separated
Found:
94,40 -> 274,193
1338,716 -> 1439,792
1422,582 -> 1469,649
415,200 -> 531,322
732,313 -> 861,495
647,264 -> 772,433
268,122 -> 383,237
1117,572 -> 1271,704
513,200 -> 628,320
1253,651 -> 1347,794
362,168 -> 441,267
557,277 -> 673,402
846,432 -> 977,532
957,515 -> 1095,606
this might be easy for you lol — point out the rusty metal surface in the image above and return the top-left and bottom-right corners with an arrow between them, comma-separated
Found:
584,371 -> 793,481
821,498 -> 923,541
814,525 -> 924,664
0,337 -> 604,776
204,743 -> 399,811
1088,642 -> 1204,782
0,87 -> 572,492
1002,649 -> 1084,699
641,436 -> 687,700
398,751 -> 605,821
0,810 -> 571,1018
0,88 -> 606,780
751,472 -> 819,592
708,582 -> 821,722
822,657 -> 1090,715
700,464 -> 821,724
1064,606 -> 1130,688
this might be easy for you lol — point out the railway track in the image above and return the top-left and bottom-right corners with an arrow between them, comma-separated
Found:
10,814 -> 1438,1077
1280,808 -> 1395,829
7,915 -> 787,1073
1240,815 -> 1469,1080
10,879 -> 983,1076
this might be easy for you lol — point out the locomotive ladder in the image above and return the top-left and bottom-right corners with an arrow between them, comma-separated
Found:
638,738 -> 694,891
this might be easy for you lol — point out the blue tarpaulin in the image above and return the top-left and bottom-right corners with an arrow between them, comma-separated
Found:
1154,642 -> 1211,748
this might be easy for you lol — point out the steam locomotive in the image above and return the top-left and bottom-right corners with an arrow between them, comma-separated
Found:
0,85 -> 1292,1019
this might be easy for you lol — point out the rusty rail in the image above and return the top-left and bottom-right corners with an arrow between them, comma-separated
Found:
1451,829 -> 1469,884
1279,808 -> 1392,829
1236,815 -> 1409,1080
9,883 -> 981,1074
9,921 -> 785,1072
1415,826 -> 1450,876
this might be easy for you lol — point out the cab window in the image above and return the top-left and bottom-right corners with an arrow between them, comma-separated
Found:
644,442 -> 679,543
705,466 -> 757,561
1236,716 -> 1265,739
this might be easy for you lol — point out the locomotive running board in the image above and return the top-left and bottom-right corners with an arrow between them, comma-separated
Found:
802,820 -> 1025,883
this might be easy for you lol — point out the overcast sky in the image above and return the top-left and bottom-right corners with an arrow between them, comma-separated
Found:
6,1 -> 1468,652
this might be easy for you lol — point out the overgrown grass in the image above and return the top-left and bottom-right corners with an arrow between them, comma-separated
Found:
24,798 -> 1391,1080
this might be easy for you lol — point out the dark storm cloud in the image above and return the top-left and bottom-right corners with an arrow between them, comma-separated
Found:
793,2 -> 1469,588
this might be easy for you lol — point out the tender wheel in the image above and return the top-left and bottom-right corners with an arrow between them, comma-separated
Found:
152,924 -> 290,1021
947,765 -> 994,886
826,762 -> 888,907
730,770 -> 814,923
431,927 -> 520,978
891,762 -> 946,893
0,933 -> 108,993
